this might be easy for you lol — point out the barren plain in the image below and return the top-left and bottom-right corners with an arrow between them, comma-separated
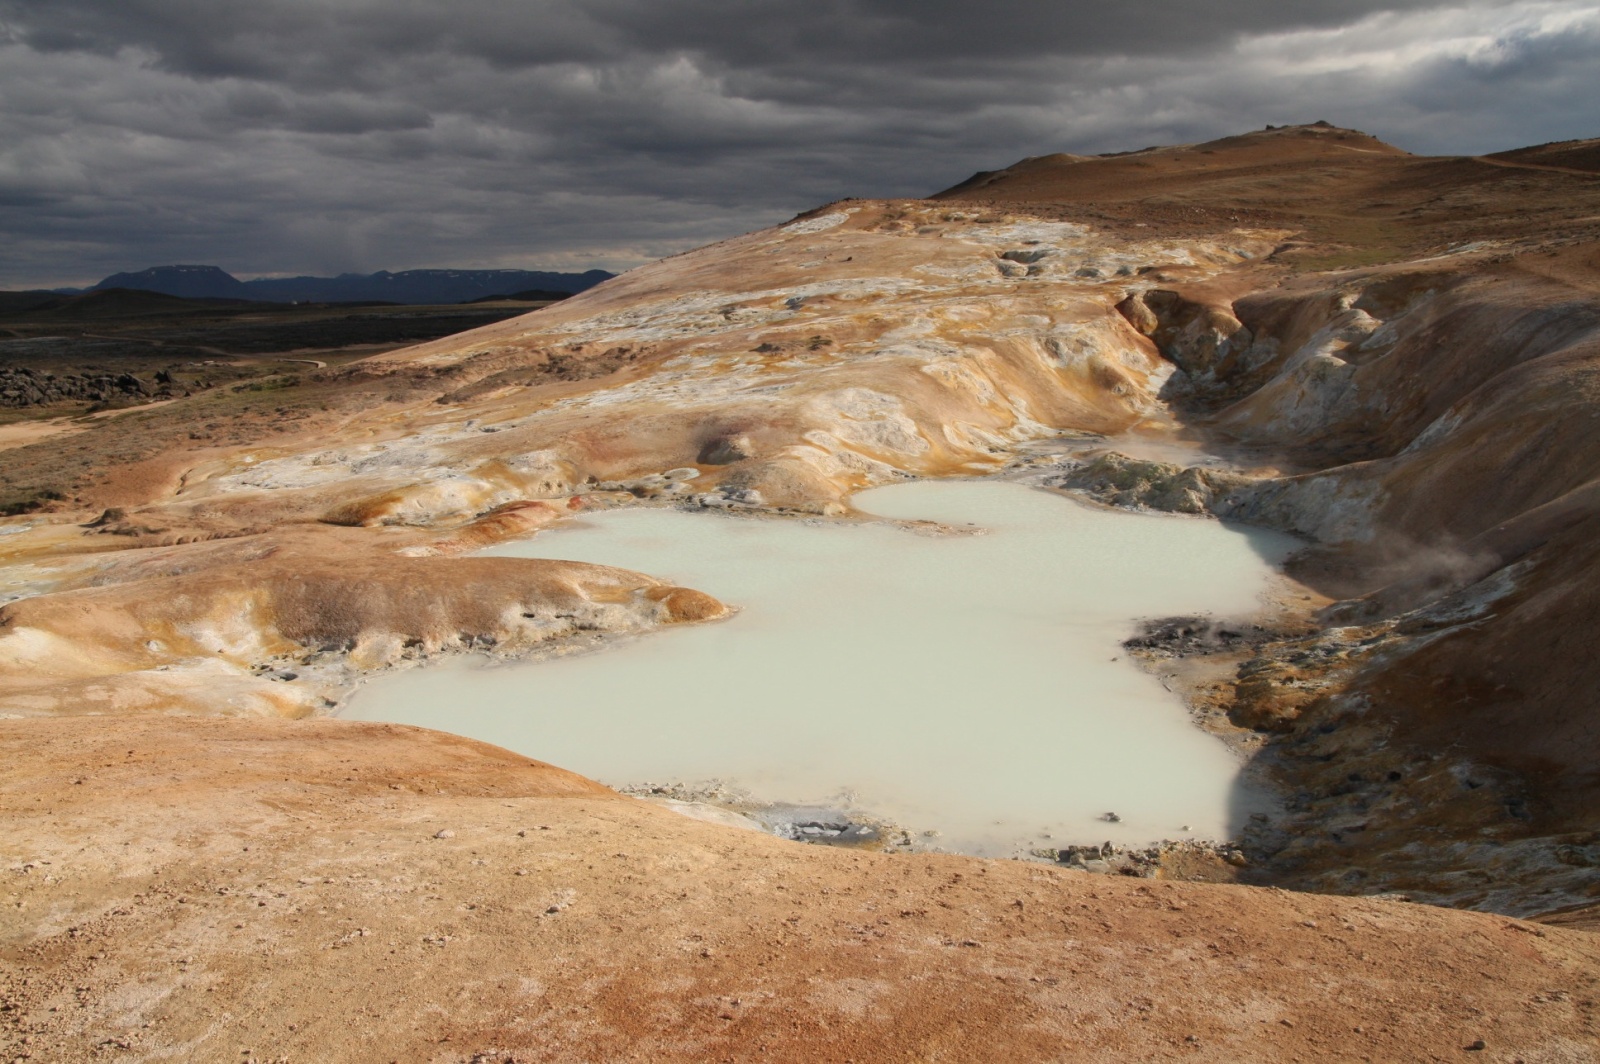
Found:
3,123 -> 1600,1061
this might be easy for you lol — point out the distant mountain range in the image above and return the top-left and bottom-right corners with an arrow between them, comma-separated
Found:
54,264 -> 614,305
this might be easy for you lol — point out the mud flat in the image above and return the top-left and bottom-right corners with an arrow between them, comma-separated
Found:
345,479 -> 1297,855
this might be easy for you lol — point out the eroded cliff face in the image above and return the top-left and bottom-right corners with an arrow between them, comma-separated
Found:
1044,255 -> 1600,913
2,126 -> 1599,919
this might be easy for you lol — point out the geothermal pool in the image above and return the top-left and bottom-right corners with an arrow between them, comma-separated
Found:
345,480 -> 1296,855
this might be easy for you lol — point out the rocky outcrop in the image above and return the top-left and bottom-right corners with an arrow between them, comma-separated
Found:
0,366 -> 181,407
1115,288 -> 1267,401
1042,452 -> 1249,514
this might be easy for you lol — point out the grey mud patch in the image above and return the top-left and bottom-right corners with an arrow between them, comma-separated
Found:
621,778 -> 1258,882
621,780 -> 906,851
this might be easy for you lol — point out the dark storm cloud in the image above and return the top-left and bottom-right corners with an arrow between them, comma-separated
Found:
0,0 -> 1595,287
0,1 -> 1470,75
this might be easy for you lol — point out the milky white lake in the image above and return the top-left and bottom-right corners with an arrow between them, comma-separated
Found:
344,480 -> 1297,855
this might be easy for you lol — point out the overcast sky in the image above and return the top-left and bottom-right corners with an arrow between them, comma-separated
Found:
1,0 -> 1596,288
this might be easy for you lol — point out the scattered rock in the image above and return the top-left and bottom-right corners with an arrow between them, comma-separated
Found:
692,487 -> 765,510
0,367 -> 179,409
699,434 -> 756,465
1043,452 -> 1249,515
1123,616 -> 1256,657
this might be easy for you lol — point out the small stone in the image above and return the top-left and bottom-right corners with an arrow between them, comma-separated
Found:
1100,812 -> 1121,823
434,829 -> 455,839
1465,1040 -> 1486,1051
699,434 -> 756,465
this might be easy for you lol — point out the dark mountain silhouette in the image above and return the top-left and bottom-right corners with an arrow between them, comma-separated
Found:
76,265 -> 613,305
91,265 -> 245,300
0,290 -> 74,315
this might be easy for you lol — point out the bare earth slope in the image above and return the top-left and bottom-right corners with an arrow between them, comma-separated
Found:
5,717 -> 1598,1063
4,124 -> 1600,1059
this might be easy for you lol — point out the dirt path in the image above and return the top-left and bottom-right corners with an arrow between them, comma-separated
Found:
75,331 -> 236,358
1472,155 -> 1600,178
0,398 -> 185,453
0,418 -> 82,452
77,332 -> 336,369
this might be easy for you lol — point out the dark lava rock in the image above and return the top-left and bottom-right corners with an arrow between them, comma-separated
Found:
1123,616 -> 1253,657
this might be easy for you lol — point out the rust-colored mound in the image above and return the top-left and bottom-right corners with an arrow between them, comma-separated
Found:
0,525 -> 725,717
938,123 -> 1410,202
936,122 -> 1600,269
3,716 -> 1597,1063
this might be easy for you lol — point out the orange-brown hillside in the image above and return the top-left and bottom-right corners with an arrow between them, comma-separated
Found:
936,122 -> 1600,271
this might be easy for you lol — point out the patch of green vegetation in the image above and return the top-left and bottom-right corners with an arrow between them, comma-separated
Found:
1291,245 -> 1408,271
0,487 -> 64,517
231,374 -> 300,394
0,407 -> 67,428
1285,214 -> 1418,271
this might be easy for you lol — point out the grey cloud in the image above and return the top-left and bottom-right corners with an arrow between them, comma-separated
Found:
2,0 -> 1485,78
0,0 -> 1594,288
